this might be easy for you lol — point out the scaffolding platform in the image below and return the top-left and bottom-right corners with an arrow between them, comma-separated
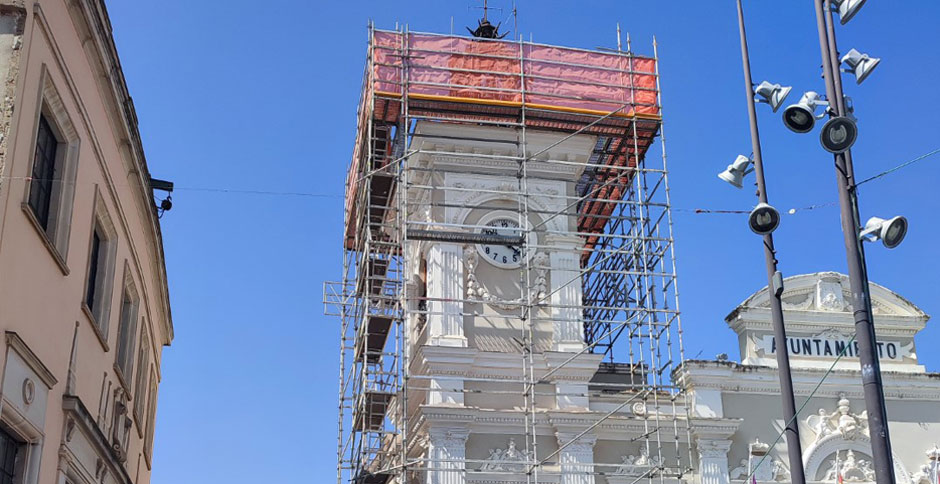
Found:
326,23 -> 688,484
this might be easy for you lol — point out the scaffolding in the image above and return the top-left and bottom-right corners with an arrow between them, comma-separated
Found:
324,24 -> 691,484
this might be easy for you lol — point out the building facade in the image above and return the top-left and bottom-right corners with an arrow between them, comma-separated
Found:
0,1 -> 172,483
678,272 -> 939,484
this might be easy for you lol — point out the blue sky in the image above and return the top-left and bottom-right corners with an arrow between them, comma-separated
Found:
104,1 -> 940,482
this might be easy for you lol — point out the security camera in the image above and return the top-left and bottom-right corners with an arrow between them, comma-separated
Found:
748,202 -> 780,235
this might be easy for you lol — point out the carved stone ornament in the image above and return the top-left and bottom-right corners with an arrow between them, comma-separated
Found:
21,378 -> 35,405
615,447 -> 664,476
910,446 -> 940,484
781,291 -> 815,310
805,394 -> 868,443
730,457 -> 790,482
479,438 -> 534,472
816,279 -> 847,312
531,251 -> 549,304
631,401 -> 647,417
822,450 -> 875,482
464,246 -> 548,309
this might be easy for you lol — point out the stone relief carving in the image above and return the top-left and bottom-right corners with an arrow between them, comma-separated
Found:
822,450 -> 875,482
805,394 -> 868,443
817,280 -> 847,312
909,446 -> 940,484
464,247 -> 486,300
730,459 -> 790,482
614,447 -> 663,476
479,438 -> 534,472
781,291 -> 815,310
531,252 -> 549,303
464,246 -> 549,310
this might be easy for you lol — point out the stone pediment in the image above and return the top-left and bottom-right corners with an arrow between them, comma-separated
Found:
726,272 -> 928,369
733,272 -> 927,319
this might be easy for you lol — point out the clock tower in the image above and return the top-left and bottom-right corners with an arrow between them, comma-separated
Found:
327,24 -> 689,484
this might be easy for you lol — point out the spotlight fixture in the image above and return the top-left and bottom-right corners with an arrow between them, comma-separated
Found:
859,216 -> 908,249
782,91 -> 828,133
819,116 -> 858,153
831,0 -> 867,25
754,81 -> 792,112
841,49 -> 881,84
748,202 -> 781,235
717,155 -> 754,189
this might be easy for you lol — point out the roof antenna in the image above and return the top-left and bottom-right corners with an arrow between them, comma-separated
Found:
467,0 -> 508,39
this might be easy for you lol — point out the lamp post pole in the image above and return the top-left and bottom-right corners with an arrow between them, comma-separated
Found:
735,3 -> 806,484
812,1 -> 896,483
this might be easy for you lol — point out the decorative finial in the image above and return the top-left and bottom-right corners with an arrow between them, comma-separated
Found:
467,0 -> 508,39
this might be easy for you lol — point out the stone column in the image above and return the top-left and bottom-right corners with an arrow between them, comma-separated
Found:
428,428 -> 470,484
557,432 -> 597,484
426,243 -> 467,347
697,439 -> 732,484
547,236 -> 585,352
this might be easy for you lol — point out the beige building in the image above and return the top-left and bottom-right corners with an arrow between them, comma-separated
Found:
0,1 -> 172,484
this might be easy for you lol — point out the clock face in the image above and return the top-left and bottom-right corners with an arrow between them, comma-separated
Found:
476,215 -> 531,269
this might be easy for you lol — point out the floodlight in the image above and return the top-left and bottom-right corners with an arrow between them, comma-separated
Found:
841,49 -> 881,84
754,81 -> 792,112
717,155 -> 754,189
831,0 -> 866,24
819,116 -> 858,153
782,91 -> 828,133
748,203 -> 780,235
859,216 -> 908,249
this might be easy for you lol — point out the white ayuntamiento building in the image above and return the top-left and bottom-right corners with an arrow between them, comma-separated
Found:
677,271 -> 940,484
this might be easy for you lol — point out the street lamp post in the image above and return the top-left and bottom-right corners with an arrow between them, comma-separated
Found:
812,1 -> 896,483
735,3 -> 807,484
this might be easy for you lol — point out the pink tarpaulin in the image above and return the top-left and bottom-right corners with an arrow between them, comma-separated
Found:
371,31 -> 659,116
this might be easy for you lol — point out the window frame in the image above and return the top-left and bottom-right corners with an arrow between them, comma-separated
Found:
21,67 -> 80,273
0,425 -> 23,484
132,324 -> 151,435
143,368 -> 158,467
114,264 -> 139,389
82,190 -> 118,349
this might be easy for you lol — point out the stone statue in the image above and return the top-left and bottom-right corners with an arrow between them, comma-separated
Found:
807,408 -> 836,443
911,464 -> 931,484
729,459 -> 749,480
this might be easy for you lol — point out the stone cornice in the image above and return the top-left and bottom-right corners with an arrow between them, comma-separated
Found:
412,346 -> 604,382
5,331 -> 57,388
412,405 -> 722,443
677,360 -> 940,400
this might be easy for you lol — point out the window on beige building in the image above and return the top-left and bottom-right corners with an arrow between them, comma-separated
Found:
83,193 -> 117,342
144,370 -> 158,462
0,426 -> 23,484
115,269 -> 139,384
23,68 -> 81,266
27,115 -> 58,231
133,327 -> 150,431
